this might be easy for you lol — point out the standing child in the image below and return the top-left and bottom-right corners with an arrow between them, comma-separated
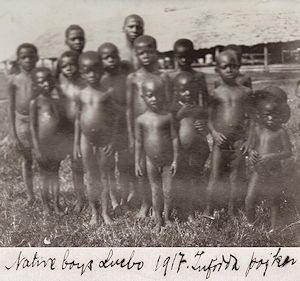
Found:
135,76 -> 178,233
98,43 -> 136,213
246,86 -> 292,231
8,43 -> 39,206
173,72 -> 210,224
57,50 -> 86,212
55,25 -> 85,79
171,39 -> 209,108
29,67 -> 66,214
74,51 -> 118,225
126,35 -> 171,217
214,44 -> 252,89
204,50 -> 252,218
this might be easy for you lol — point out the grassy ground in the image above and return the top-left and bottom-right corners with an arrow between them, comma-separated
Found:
1,71 -> 300,247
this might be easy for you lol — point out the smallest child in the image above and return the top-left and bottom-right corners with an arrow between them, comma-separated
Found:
245,86 -> 292,231
135,76 -> 179,233
30,67 -> 66,214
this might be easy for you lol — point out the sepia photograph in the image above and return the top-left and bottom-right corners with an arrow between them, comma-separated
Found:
0,0 -> 300,279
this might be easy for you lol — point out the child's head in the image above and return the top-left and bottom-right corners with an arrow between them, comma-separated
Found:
174,72 -> 198,104
17,43 -> 39,72
255,87 -> 290,129
123,14 -> 144,43
78,51 -> 103,86
173,39 -> 195,69
223,44 -> 242,65
133,35 -> 157,66
65,25 -> 85,53
31,67 -> 55,96
98,43 -> 120,72
215,50 -> 240,84
59,50 -> 80,79
142,76 -> 164,111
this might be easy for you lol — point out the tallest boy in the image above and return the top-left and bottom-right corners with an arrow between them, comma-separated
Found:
120,14 -> 144,71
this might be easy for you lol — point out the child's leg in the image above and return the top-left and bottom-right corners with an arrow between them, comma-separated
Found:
99,149 -> 114,224
204,144 -> 222,217
188,144 -> 210,223
146,158 -> 163,232
80,134 -> 101,225
136,154 -> 151,218
71,157 -> 85,212
162,165 -> 174,227
39,168 -> 51,214
22,150 -> 34,205
245,171 -> 260,225
228,140 -> 245,217
49,163 -> 62,214
269,176 -> 281,231
118,148 -> 137,211
106,152 -> 120,212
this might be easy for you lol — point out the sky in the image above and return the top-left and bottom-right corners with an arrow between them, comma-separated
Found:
0,0 -> 299,61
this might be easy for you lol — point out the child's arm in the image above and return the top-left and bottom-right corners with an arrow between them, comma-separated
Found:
258,129 -> 292,165
29,99 -> 42,161
241,89 -> 255,154
196,73 -> 209,108
296,80 -> 300,98
170,114 -> 178,176
7,78 -> 20,148
134,118 -> 143,177
161,73 -> 172,111
126,75 -> 135,152
207,92 -> 227,145
73,96 -> 82,160
103,89 -> 119,156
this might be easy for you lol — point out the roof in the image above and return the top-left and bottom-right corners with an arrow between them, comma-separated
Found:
32,7 -> 300,58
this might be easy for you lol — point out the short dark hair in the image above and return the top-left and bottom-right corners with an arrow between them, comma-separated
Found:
224,44 -> 242,64
16,43 -> 38,57
174,39 -> 194,52
31,67 -> 52,82
60,50 -> 80,63
65,25 -> 85,38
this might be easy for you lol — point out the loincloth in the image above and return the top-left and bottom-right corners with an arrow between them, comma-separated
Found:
15,111 -> 31,149
219,125 -> 245,151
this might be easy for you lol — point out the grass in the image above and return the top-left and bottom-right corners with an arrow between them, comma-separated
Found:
1,71 -> 300,247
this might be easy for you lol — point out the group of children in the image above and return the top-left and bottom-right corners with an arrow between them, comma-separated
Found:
7,15 -> 292,233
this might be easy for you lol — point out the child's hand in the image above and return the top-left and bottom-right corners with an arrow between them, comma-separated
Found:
248,149 -> 259,164
212,130 -> 227,146
12,138 -> 22,151
170,161 -> 177,176
128,136 -> 135,154
135,163 -> 143,177
73,144 -> 81,160
240,140 -> 250,155
33,149 -> 42,162
194,120 -> 205,132
257,154 -> 273,166
103,142 -> 114,157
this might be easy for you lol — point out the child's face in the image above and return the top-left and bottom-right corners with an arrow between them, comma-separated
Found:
258,101 -> 281,130
135,45 -> 157,66
174,45 -> 194,69
60,56 -> 78,78
177,81 -> 197,104
17,47 -> 38,72
80,59 -> 102,86
216,53 -> 240,83
100,47 -> 119,71
34,71 -> 55,95
123,17 -> 144,43
66,29 -> 85,53
143,81 -> 163,111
